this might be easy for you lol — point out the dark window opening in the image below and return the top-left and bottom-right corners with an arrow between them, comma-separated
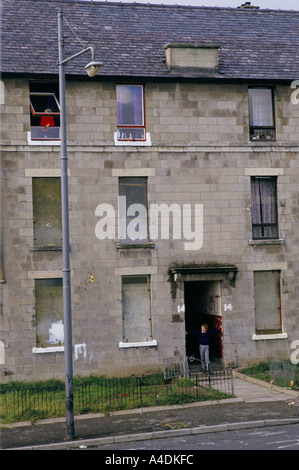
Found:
30,82 -> 60,140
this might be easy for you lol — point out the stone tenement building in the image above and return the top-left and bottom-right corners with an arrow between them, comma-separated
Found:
1,0 -> 299,382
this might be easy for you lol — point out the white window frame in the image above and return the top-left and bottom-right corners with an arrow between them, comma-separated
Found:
119,274 -> 157,348
115,84 -> 151,146
29,87 -> 61,145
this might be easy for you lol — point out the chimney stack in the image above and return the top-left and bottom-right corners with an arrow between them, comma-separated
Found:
239,2 -> 260,8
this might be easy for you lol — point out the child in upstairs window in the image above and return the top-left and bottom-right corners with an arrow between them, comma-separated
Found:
40,108 -> 54,128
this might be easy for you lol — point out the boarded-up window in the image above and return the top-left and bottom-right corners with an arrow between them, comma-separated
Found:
0,340 -> 4,365
254,271 -> 282,334
122,276 -> 152,342
35,278 -> 64,348
32,178 -> 62,247
118,177 -> 148,243
251,176 -> 278,239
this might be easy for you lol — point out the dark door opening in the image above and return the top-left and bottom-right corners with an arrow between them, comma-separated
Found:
184,281 -> 223,360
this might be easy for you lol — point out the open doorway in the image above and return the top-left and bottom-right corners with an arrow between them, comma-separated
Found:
184,281 -> 223,361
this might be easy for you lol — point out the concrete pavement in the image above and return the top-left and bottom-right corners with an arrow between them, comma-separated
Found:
1,372 -> 299,450
232,371 -> 298,402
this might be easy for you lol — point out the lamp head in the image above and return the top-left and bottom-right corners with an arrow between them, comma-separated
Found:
84,61 -> 103,77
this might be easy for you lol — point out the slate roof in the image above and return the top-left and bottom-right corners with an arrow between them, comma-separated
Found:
2,0 -> 299,81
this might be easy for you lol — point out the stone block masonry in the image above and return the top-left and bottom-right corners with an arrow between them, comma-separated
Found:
1,79 -> 299,381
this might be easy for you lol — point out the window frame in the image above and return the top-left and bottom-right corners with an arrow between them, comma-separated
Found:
118,176 -> 149,244
29,82 -> 60,142
32,177 -> 62,250
121,275 -> 154,345
116,84 -> 146,142
250,176 -> 279,240
248,87 -> 276,142
34,278 -> 64,351
253,270 -> 282,336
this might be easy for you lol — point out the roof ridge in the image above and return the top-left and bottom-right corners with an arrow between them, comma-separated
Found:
10,0 -> 299,14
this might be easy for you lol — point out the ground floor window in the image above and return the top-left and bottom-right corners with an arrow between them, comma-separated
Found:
253,270 -> 282,334
35,278 -> 64,348
121,275 -> 152,343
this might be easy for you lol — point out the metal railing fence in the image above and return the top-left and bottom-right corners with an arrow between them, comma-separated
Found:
270,358 -> 299,389
163,356 -> 190,379
0,369 -> 234,423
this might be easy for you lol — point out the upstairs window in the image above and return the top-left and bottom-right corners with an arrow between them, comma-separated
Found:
116,85 -> 145,141
248,87 -> 275,141
30,83 -> 60,140
118,177 -> 148,243
251,176 -> 278,240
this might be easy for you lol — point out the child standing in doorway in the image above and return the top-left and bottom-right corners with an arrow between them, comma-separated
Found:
186,324 -> 223,372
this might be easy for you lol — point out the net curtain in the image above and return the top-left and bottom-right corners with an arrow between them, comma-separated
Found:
248,88 -> 273,127
251,177 -> 278,238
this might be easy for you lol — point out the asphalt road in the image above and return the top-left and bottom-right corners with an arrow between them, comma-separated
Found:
90,423 -> 299,451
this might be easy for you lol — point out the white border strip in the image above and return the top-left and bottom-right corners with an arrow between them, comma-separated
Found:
114,132 -> 152,147
112,168 -> 155,177
32,346 -> 64,354
27,132 -> 60,146
252,333 -> 288,341
244,168 -> 284,176
119,340 -> 157,348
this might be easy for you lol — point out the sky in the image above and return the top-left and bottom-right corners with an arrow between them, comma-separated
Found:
92,0 -> 299,10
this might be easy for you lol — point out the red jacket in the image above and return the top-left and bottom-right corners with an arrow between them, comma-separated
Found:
40,115 -> 54,127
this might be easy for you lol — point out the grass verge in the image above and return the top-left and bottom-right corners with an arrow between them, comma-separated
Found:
0,374 -> 234,424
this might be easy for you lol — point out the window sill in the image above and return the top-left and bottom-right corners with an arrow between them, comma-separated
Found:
32,346 -> 64,354
252,333 -> 288,341
114,132 -> 152,146
30,245 -> 62,252
250,139 -> 276,143
249,239 -> 285,246
27,132 -> 60,146
119,340 -> 157,349
117,241 -> 155,250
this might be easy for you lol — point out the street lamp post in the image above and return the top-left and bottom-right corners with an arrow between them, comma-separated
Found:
58,11 -> 102,440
